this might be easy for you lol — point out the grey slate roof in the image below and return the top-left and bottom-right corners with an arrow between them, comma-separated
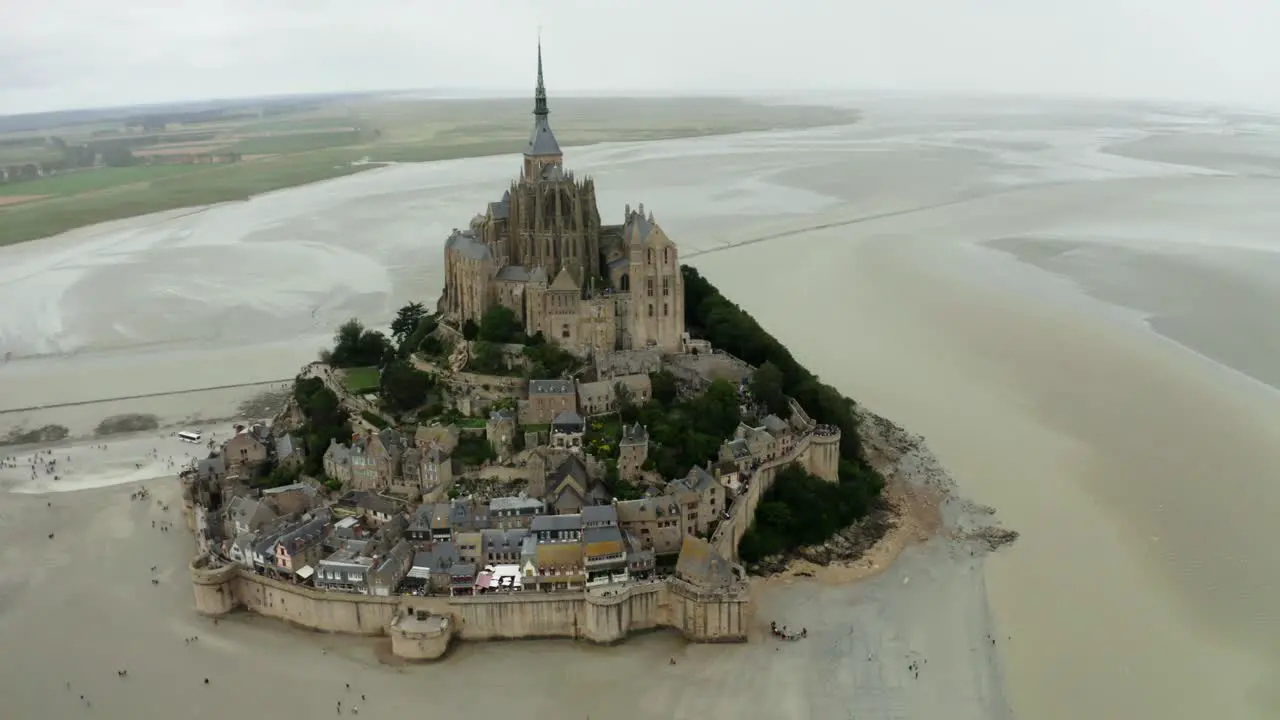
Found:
681,465 -> 717,494
625,210 -> 655,244
531,514 -> 582,533
552,410 -> 584,428
621,423 -> 648,445
446,229 -> 491,260
581,504 -> 618,527
761,414 -> 789,436
525,114 -> 562,157
197,455 -> 225,479
482,528 -> 529,555
489,495 -> 544,514
583,524 -> 623,547
675,536 -> 737,589
530,379 -> 574,395
275,434 -> 298,459
496,265 -> 531,282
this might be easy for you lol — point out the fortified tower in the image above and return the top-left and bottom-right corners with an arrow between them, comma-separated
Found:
189,555 -> 238,616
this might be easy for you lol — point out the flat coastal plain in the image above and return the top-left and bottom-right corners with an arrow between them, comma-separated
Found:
3,95 -> 1280,719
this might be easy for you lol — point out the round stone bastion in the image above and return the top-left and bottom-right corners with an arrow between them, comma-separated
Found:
189,555 -> 238,617
389,610 -> 454,661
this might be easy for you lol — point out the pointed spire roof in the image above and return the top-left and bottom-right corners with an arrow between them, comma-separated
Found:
525,36 -> 563,159
534,34 -> 548,118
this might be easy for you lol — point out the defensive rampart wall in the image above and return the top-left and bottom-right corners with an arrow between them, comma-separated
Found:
710,426 -> 841,559
190,559 -> 748,659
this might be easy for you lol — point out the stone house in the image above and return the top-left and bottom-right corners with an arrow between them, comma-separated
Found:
407,505 -> 444,545
488,495 -> 545,530
550,410 -> 585,450
272,510 -> 332,579
261,482 -> 320,516
196,455 -> 226,484
734,423 -> 777,461
712,459 -> 742,493
454,531 -> 482,566
322,439 -> 353,485
486,409 -> 517,461
392,447 -> 425,498
546,455 -> 610,515
224,428 -> 270,478
615,495 -> 687,555
576,373 -> 652,416
228,532 -> 256,567
671,465 -> 725,536
361,495 -> 400,526
409,542 -> 461,595
617,423 -> 649,482
528,514 -> 585,590
224,496 -> 277,538
316,545 -> 375,593
521,379 -> 577,425
582,505 -> 628,586
674,535 -> 739,590
370,428 -> 406,486
415,424 -> 461,454
718,437 -> 753,472
421,446 -> 453,497
349,436 -> 380,490
275,434 -> 303,468
481,528 -> 529,565
369,539 -> 414,596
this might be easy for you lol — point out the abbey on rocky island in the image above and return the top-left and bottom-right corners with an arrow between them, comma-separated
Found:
439,42 -> 686,355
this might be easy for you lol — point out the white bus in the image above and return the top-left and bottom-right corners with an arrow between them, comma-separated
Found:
178,431 -> 203,444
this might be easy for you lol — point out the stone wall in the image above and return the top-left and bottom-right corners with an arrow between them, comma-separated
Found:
189,559 -> 747,655
709,425 -> 842,560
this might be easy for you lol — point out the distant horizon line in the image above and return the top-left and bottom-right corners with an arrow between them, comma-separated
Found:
3,87 -> 1274,121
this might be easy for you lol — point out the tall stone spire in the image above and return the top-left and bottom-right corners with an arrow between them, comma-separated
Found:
523,34 -> 563,171
534,34 -> 549,117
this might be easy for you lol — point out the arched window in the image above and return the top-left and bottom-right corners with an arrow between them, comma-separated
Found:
648,249 -> 654,265
663,248 -> 670,265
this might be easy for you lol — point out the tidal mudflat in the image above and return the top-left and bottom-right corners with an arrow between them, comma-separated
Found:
3,96 -> 1279,719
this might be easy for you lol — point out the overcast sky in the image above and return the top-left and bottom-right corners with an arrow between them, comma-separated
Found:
2,0 -> 1278,114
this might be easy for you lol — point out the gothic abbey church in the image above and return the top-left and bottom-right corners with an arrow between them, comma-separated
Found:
439,43 -> 686,355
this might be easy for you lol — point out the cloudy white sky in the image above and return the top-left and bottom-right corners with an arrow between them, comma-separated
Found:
1,0 -> 1278,114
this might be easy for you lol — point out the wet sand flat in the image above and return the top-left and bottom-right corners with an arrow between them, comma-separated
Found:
3,96 -> 1280,719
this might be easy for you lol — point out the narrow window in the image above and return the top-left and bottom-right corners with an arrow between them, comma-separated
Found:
663,303 -> 669,316
648,304 -> 654,317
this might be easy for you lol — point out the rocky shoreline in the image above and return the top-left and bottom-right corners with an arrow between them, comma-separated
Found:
747,407 -> 1019,577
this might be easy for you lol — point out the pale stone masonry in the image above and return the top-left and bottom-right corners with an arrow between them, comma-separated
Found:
440,41 -> 686,355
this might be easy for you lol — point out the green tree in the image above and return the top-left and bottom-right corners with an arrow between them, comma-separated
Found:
650,370 -> 678,405
398,312 -> 438,358
750,361 -> 790,417
477,305 -> 523,343
379,359 -> 434,412
326,318 -> 392,368
391,302 -> 427,345
468,341 -> 505,374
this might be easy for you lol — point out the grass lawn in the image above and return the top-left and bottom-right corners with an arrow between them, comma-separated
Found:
0,165 -> 205,197
228,129 -> 365,155
0,151 -> 376,247
341,366 -> 381,393
457,417 -> 488,429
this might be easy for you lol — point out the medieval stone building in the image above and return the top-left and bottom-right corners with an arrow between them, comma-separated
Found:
440,42 -> 686,355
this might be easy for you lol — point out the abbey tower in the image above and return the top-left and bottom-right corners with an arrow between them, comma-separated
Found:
440,41 -> 685,355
